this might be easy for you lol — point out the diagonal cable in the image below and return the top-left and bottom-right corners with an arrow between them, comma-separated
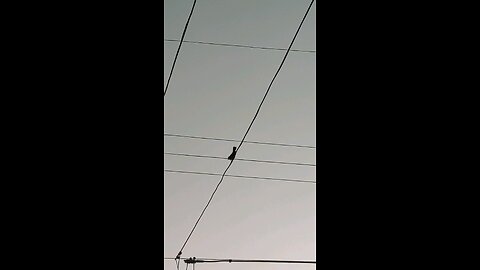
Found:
236,0 -> 315,152
164,0 -> 197,97
175,0 -> 315,258
176,161 -> 234,256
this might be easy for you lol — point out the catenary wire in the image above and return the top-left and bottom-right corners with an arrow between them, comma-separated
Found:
164,38 -> 316,53
236,0 -> 315,152
164,0 -> 197,97
164,152 -> 316,167
174,0 -> 315,258
164,133 -> 316,149
164,169 -> 316,184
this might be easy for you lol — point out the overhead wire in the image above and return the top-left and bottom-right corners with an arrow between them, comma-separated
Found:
176,160 -> 234,257
166,257 -> 316,265
164,152 -> 316,167
164,0 -> 197,97
191,258 -> 316,264
164,133 -> 316,149
164,169 -> 316,184
174,0 -> 316,258
236,0 -> 315,153
164,38 -> 316,53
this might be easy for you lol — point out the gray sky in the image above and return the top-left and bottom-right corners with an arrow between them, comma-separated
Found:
164,1 -> 316,269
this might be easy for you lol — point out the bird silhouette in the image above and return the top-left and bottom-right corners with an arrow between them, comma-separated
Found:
227,146 -> 237,160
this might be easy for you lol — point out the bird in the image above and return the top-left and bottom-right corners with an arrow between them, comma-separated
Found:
227,146 -> 237,160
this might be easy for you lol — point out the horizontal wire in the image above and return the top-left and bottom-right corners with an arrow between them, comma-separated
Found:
195,259 -> 316,264
165,257 -> 316,264
164,152 -> 315,167
164,133 -> 316,149
164,169 -> 316,184
164,38 -> 316,53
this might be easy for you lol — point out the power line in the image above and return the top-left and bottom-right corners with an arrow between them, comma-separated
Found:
164,38 -> 316,53
164,152 -> 316,167
165,257 -> 316,265
164,133 -> 316,149
174,0 -> 315,258
164,0 -> 197,97
176,161 -> 234,257
236,0 -> 315,152
188,258 -> 316,265
164,169 -> 316,184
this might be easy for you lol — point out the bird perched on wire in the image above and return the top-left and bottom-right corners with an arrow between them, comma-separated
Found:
227,146 -> 237,161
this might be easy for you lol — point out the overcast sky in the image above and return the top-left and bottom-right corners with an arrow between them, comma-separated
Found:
164,1 -> 316,269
